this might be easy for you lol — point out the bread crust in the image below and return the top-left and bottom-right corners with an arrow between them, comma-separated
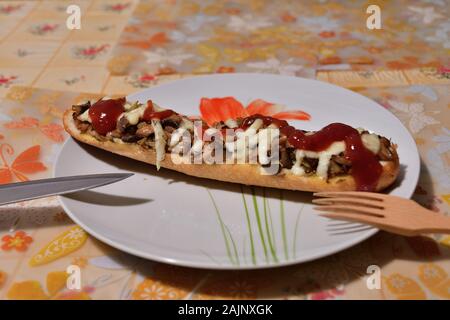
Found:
63,110 -> 399,192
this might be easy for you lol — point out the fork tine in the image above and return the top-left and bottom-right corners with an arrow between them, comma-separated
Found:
312,197 -> 385,209
313,205 -> 385,217
319,212 -> 383,225
326,223 -> 370,231
314,191 -> 384,202
327,221 -> 356,227
322,212 -> 415,236
328,226 -> 376,236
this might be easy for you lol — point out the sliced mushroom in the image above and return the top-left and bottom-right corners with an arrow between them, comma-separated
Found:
162,114 -> 182,128
109,129 -> 122,138
164,126 -> 176,134
301,157 -> 319,174
75,120 -> 90,133
328,159 -> 343,178
125,125 -> 137,134
118,116 -> 129,133
279,147 -> 293,169
332,153 -> 351,166
72,101 -> 91,116
136,123 -> 154,137
121,133 -> 140,143
378,137 -> 394,161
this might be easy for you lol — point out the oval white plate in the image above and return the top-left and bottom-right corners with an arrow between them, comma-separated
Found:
55,74 -> 419,269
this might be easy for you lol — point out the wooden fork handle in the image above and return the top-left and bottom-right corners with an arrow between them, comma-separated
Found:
417,211 -> 450,234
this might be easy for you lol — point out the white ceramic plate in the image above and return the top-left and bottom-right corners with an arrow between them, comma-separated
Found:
55,74 -> 419,269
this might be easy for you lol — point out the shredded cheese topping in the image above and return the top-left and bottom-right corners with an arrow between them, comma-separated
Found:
76,100 -> 383,179
361,133 -> 381,154
123,104 -> 146,125
291,141 -> 346,179
151,119 -> 166,170
78,109 -> 91,122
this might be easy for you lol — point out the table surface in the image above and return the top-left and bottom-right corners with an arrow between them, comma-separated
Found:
0,0 -> 449,300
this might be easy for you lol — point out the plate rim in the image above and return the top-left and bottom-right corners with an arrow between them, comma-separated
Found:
56,73 -> 420,270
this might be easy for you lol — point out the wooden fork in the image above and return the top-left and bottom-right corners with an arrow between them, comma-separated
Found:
313,192 -> 450,236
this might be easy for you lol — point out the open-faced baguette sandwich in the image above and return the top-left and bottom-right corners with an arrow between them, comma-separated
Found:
63,96 -> 399,192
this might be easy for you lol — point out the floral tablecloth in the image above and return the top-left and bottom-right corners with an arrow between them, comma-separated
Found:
0,83 -> 449,300
1,0 -> 449,98
0,0 -> 449,300
109,0 -> 450,72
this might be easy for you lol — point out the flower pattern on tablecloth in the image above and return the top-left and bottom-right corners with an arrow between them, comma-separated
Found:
4,117 -> 65,142
418,263 -> 450,299
0,271 -> 6,288
71,257 -> 88,269
6,271 -> 91,300
0,75 -> 18,89
29,226 -> 88,267
72,45 -> 110,60
125,72 -> 158,88
0,144 -> 47,184
104,2 -> 132,13
1,231 -> 33,252
0,4 -> 22,15
28,23 -> 59,36
132,279 -> 188,300
384,273 -> 427,300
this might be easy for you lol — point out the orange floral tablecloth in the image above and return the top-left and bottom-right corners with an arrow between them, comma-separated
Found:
0,83 -> 449,300
0,0 -> 449,300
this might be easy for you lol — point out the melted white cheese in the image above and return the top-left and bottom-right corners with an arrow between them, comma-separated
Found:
291,151 -> 305,176
248,118 -> 263,131
112,138 -> 125,144
77,99 -> 142,124
121,101 -> 166,126
257,128 -> 279,165
78,99 -> 381,178
224,119 -> 238,128
180,118 -> 194,131
151,119 -> 166,170
225,119 -> 269,162
191,139 -> 203,155
291,141 -> 346,179
123,104 -> 146,125
235,136 -> 247,164
257,129 -> 270,165
290,131 -> 381,178
124,101 -> 141,111
78,109 -> 91,122
204,128 -> 218,137
169,128 -> 187,147
224,139 -> 236,153
361,133 -> 380,154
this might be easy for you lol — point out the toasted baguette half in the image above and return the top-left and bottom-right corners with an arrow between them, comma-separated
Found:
63,110 -> 399,192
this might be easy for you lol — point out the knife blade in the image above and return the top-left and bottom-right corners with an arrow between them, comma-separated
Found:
0,173 -> 134,206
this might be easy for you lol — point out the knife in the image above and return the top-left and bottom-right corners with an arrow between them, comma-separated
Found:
0,173 -> 134,206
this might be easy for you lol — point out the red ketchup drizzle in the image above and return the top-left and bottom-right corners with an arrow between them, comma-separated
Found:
240,114 -> 382,191
89,97 -> 125,135
142,100 -> 175,121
